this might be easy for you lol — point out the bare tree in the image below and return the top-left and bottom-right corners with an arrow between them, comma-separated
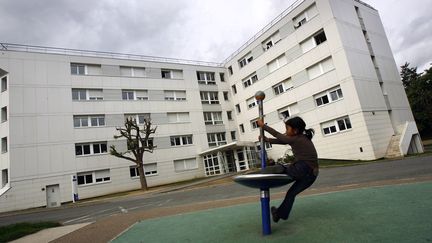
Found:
110,118 -> 157,190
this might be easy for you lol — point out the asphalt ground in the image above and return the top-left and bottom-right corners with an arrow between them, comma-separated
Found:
113,181 -> 432,243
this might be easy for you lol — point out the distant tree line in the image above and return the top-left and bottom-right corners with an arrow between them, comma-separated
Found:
400,63 -> 432,138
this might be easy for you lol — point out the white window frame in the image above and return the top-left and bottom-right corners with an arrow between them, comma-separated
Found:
161,70 -> 173,79
174,158 -> 198,172
77,169 -> 111,186
301,29 -> 327,53
200,91 -> 219,104
239,124 -> 245,133
238,53 -> 254,68
122,90 -> 148,101
256,141 -> 273,151
164,90 -> 186,101
315,86 -> 343,107
250,118 -> 259,130
167,112 -> 190,123
72,89 -> 103,101
203,153 -> 221,176
74,115 -> 105,128
268,54 -> 287,73
197,71 -> 216,85
278,106 -> 291,120
293,4 -> 318,29
170,135 -> 193,147
75,142 -> 108,156
230,131 -> 236,141
246,97 -> 257,109
207,133 -> 227,147
307,57 -> 334,80
262,31 -> 281,51
322,117 -> 352,136
242,73 -> 258,88
125,113 -> 150,125
71,63 -> 87,75
204,112 -> 223,125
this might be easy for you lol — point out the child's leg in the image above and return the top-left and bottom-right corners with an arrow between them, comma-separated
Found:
276,174 -> 316,219
260,164 -> 286,174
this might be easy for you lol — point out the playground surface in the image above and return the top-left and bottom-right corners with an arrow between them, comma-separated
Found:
112,181 -> 432,243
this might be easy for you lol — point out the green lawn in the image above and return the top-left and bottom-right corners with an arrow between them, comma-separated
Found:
0,222 -> 61,242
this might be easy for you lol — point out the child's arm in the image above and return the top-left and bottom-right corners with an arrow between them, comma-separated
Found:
263,124 -> 295,144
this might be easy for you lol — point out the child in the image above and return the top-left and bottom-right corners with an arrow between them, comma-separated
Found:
256,116 -> 318,223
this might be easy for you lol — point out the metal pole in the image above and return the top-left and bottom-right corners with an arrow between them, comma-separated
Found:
255,91 -> 271,235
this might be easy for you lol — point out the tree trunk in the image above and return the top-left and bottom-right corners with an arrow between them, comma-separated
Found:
137,162 -> 148,190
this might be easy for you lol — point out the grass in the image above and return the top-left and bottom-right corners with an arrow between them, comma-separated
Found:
0,221 -> 61,242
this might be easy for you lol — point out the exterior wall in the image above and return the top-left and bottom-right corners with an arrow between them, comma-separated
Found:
0,0 -> 420,212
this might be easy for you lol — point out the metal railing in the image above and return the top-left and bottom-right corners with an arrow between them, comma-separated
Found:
221,0 -> 305,64
0,43 -> 224,67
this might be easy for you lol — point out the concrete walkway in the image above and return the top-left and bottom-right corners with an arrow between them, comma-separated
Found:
9,222 -> 91,243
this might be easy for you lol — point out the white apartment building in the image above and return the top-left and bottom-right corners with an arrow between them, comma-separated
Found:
0,0 -> 423,212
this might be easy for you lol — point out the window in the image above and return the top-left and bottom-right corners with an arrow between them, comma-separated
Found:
1,107 -> 7,122
200,91 -> 219,104
144,163 -> 158,175
1,76 -> 7,92
293,4 -> 318,29
242,73 -> 258,88
164,90 -> 186,101
197,71 -> 216,85
227,111 -> 233,120
278,106 -> 292,120
125,113 -> 150,124
170,135 -> 193,146
72,89 -> 87,101
228,66 -> 233,75
262,31 -> 281,51
204,112 -> 223,125
71,63 -> 86,75
307,57 -> 334,80
239,124 -> 245,133
77,169 -> 110,185
223,92 -> 229,101
72,89 -> 103,101
167,112 -> 189,123
231,85 -> 237,94
219,73 -> 225,82
315,86 -> 343,107
207,133 -> 227,147
231,131 -> 236,141
75,142 -> 107,156
251,119 -> 259,129
88,89 -> 103,100
74,115 -> 105,128
256,141 -> 273,151
1,137 -> 7,153
268,54 -> 287,73
161,70 -> 173,79
122,90 -> 148,100
204,153 -> 221,176
322,117 -> 352,135
238,53 -> 253,68
174,158 -> 198,172
235,104 -> 241,113
1,169 -> 8,188
120,66 -> 145,77
246,97 -> 257,109
300,29 -> 327,53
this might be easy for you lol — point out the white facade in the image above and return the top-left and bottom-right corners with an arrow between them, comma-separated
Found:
0,0 -> 422,212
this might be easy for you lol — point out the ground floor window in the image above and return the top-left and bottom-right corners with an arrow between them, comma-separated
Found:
129,163 -> 158,178
174,158 -> 198,172
77,169 -> 110,185
203,153 -> 221,176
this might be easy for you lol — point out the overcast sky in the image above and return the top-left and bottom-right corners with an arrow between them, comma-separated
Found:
1,0 -> 431,71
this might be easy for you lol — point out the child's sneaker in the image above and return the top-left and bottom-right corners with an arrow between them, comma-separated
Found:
271,206 -> 280,223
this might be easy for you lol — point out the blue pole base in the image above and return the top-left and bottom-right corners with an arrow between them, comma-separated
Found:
260,188 -> 271,235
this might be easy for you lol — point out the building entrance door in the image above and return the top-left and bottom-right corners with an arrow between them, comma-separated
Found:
225,150 -> 237,173
46,184 -> 60,208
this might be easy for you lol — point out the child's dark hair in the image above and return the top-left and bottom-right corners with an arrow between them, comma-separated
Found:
284,116 -> 314,140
